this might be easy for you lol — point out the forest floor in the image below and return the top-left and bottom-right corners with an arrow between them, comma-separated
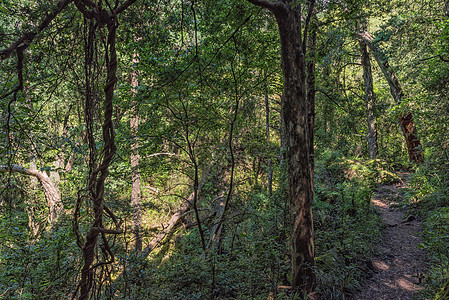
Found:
353,173 -> 427,300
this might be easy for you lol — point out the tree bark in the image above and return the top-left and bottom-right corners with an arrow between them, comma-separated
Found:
0,164 -> 64,222
445,0 -> 449,17
247,0 -> 316,293
264,71 -> 273,196
307,9 -> 317,192
360,31 -> 423,163
359,28 -> 378,159
130,43 -> 142,253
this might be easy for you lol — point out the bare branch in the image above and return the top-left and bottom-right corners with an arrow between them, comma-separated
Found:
316,89 -> 349,113
420,54 -> 449,62
91,227 -> 123,234
303,0 -> 316,52
438,55 -> 449,62
145,152 -> 178,158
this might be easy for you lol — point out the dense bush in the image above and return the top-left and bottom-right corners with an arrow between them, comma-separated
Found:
102,152 -> 388,299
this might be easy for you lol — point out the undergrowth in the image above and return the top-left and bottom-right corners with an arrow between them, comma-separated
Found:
111,152 -> 389,299
313,152 -> 390,299
406,160 -> 449,299
0,152 -> 392,299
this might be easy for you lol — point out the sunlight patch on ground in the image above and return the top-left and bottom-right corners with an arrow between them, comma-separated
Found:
373,260 -> 390,270
396,277 -> 423,291
383,277 -> 423,292
372,199 -> 389,209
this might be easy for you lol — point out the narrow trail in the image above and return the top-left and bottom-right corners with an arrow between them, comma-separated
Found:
353,173 -> 427,300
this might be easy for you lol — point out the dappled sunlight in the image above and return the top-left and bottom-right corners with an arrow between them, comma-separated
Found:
372,260 -> 390,271
379,275 -> 423,294
372,199 -> 389,209
383,277 -> 422,292
396,277 -> 423,291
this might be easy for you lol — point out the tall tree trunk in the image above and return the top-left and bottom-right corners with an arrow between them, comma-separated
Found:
445,0 -> 449,17
247,0 -> 316,293
279,11 -> 315,293
264,72 -> 273,196
0,164 -> 64,222
307,10 -> 317,192
130,44 -> 142,253
359,27 -> 378,159
360,31 -> 423,164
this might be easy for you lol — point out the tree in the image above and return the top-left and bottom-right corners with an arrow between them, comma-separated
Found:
130,39 -> 143,253
360,31 -> 424,164
246,0 -> 316,293
307,3 -> 317,193
359,24 -> 378,159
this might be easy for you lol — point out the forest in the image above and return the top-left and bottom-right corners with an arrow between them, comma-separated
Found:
1,0 -> 449,299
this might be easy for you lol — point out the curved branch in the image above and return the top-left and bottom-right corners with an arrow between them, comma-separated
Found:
420,54 -> 449,62
0,164 -> 64,222
316,89 -> 349,113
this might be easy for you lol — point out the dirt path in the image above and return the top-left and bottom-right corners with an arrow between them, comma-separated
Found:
353,173 -> 427,300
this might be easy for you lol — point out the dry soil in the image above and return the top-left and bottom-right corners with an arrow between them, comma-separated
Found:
352,173 -> 427,300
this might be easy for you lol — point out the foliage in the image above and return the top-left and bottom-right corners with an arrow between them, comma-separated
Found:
0,218 -> 79,299
314,151 -> 385,298
418,207 -> 449,299
407,161 -> 449,298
